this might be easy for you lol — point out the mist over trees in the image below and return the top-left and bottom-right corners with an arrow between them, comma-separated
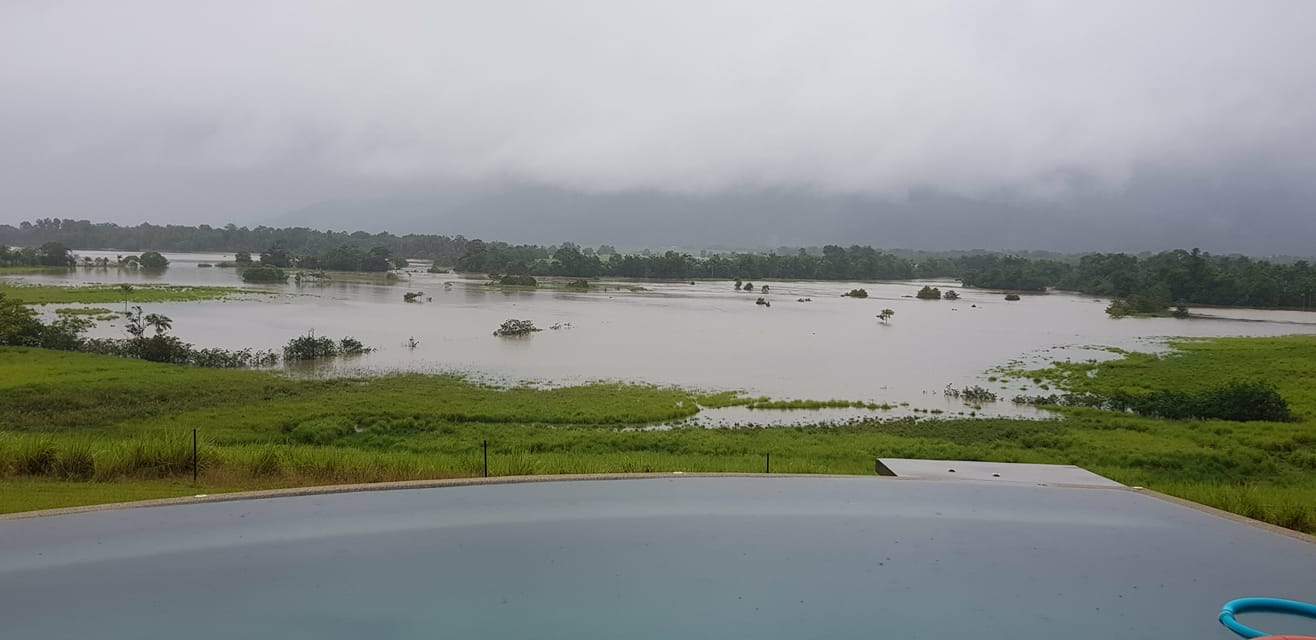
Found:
5,218 -> 1315,310
1,218 -> 468,265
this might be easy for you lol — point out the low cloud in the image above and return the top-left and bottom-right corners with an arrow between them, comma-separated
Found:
3,1 -> 1315,251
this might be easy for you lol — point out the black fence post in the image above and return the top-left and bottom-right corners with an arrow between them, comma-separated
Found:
482,439 -> 489,478
765,452 -> 770,474
192,428 -> 198,484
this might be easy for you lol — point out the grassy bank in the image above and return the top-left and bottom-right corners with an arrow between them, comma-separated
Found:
1,341 -> 1314,532
0,282 -> 245,305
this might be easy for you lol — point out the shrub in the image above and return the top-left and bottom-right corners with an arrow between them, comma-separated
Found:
427,264 -> 449,274
1106,294 -> 1167,317
283,332 -> 340,360
916,285 -> 941,300
339,337 -> 370,355
240,264 -> 288,283
566,279 -> 590,289
843,288 -> 868,298
493,319 -> 541,336
943,290 -> 960,300
1108,381 -> 1292,422
1004,293 -> 1021,301
138,251 -> 169,270
403,291 -> 424,303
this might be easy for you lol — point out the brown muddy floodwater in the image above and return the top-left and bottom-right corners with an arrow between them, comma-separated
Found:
14,250 -> 1316,423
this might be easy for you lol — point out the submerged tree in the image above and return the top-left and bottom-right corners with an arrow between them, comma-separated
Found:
138,251 -> 169,270
878,308 -> 895,324
493,319 -> 541,336
916,285 -> 942,300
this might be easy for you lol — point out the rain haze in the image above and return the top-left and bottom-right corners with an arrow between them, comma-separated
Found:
3,1 -> 1315,253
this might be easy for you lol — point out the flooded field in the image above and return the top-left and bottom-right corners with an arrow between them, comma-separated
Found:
11,250 -> 1316,420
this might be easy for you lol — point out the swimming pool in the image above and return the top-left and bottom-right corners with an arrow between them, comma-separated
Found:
2,476 -> 1312,639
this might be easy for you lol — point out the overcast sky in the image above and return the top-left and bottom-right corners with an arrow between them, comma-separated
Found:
3,1 -> 1315,252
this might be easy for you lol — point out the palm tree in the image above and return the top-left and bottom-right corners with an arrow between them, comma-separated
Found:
144,313 -> 173,336
878,308 -> 895,324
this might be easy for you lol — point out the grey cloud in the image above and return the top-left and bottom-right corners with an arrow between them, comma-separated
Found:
2,1 -> 1315,252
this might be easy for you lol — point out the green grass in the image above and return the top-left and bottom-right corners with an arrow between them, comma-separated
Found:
1,340 -> 1315,533
0,266 -> 73,275
1020,336 -> 1316,417
0,282 -> 245,305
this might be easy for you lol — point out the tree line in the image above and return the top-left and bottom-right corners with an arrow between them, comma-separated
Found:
957,250 -> 1316,309
5,218 -> 1315,310
1,218 -> 468,264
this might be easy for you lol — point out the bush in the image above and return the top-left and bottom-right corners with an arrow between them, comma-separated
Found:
403,291 -> 424,302
339,337 -> 370,355
943,290 -> 960,300
1004,293 -> 1021,301
427,264 -> 449,274
566,279 -> 590,289
240,264 -> 288,283
843,288 -> 868,298
493,319 -> 541,336
138,251 -> 169,270
1108,381 -> 1292,422
1106,294 -> 1167,317
283,332 -> 340,360
916,285 -> 941,300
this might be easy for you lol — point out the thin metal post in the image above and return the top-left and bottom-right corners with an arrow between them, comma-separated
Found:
192,428 -> 198,484
482,439 -> 489,478
765,452 -> 770,474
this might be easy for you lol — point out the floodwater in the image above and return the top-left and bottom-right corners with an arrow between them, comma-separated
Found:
11,250 -> 1316,420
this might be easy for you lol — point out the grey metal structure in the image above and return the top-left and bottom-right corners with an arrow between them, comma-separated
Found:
877,458 -> 1125,487
1,476 -> 1312,639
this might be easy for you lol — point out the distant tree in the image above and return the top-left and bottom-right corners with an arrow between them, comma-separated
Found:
743,282 -> 754,291
234,251 -> 253,264
138,251 -> 169,270
916,285 -> 942,300
761,284 -> 769,294
240,264 -> 288,283
943,290 -> 960,300
37,242 -> 74,267
843,288 -> 868,298
734,279 -> 743,290
878,308 -> 895,323
260,242 -> 293,268
1004,293 -> 1021,301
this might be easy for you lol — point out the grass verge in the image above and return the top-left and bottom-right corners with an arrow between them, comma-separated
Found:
0,282 -> 247,305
